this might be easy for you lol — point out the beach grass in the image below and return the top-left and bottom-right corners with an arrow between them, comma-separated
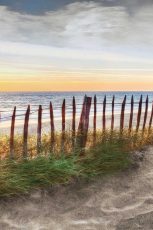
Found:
0,128 -> 153,198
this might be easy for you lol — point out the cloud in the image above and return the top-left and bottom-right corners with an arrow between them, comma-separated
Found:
99,0 -> 153,15
0,0 -> 153,54
0,0 -> 153,84
0,1 -> 153,50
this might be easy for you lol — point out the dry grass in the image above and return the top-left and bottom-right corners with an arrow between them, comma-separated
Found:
0,128 -> 152,198
0,128 -> 153,159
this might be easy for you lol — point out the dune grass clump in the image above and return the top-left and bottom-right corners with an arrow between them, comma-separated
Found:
0,138 -> 131,198
0,156 -> 79,197
0,128 -> 153,198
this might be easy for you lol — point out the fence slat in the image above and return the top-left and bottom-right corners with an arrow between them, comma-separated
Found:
129,95 -> 134,133
84,97 -> 92,133
61,99 -> 66,151
77,96 -> 92,150
72,97 -> 76,148
93,95 -> 97,142
23,105 -> 30,157
50,102 -> 55,151
77,96 -> 87,149
120,95 -> 126,133
78,96 -> 87,133
149,102 -> 153,131
37,105 -> 42,154
72,96 -> 76,134
62,99 -> 66,132
111,96 -> 115,131
50,102 -> 55,133
82,97 -> 92,148
10,106 -> 16,159
136,95 -> 143,132
103,96 -> 106,132
143,95 -> 149,131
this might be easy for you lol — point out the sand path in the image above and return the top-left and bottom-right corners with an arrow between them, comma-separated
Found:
0,147 -> 153,230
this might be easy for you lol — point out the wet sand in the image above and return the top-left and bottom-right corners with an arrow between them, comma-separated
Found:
0,147 -> 153,229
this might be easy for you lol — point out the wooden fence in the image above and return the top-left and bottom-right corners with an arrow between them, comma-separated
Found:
0,94 -> 153,158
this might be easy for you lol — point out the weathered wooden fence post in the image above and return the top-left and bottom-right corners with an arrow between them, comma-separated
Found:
111,96 -> 115,132
129,95 -> 134,133
77,96 -> 92,150
10,106 -> 16,159
78,96 -> 87,135
37,105 -> 42,155
83,97 -> 92,146
61,99 -> 66,151
120,95 -> 126,133
103,96 -> 106,132
72,96 -> 76,133
143,95 -> 149,132
149,102 -> 153,131
93,95 -> 97,143
72,96 -> 76,148
62,99 -> 66,132
136,95 -> 143,132
77,96 -> 87,149
23,105 -> 30,158
50,102 -> 55,152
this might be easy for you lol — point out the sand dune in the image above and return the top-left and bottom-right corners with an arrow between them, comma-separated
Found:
0,147 -> 153,229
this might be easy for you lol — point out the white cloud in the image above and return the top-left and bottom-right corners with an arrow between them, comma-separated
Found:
0,1 -> 153,83
0,2 -> 153,49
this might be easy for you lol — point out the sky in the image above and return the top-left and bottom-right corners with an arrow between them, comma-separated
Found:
0,0 -> 153,91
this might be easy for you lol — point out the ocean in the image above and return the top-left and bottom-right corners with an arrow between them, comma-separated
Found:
0,91 -> 153,133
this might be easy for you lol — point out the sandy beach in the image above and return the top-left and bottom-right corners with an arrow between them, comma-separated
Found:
0,146 -> 153,230
0,110 -> 151,135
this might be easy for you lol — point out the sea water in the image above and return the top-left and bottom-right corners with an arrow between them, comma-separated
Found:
0,91 -> 153,133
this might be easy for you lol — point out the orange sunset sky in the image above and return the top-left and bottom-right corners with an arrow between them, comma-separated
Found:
0,81 -> 153,92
